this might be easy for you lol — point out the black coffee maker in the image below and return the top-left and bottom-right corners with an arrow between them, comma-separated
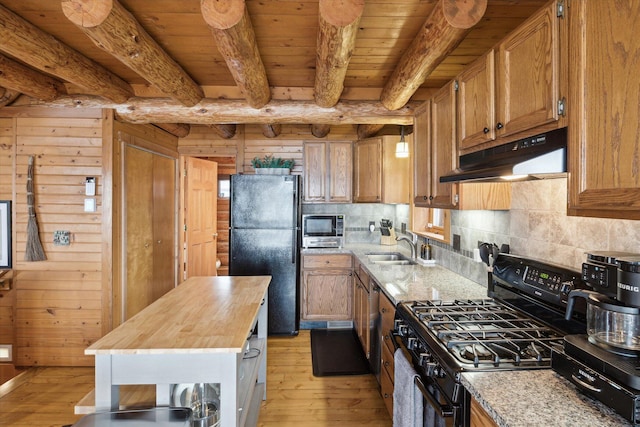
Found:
551,251 -> 640,426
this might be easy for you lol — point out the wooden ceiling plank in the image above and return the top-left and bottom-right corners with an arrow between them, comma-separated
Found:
0,54 -> 66,102
201,0 -> 271,109
0,3 -> 133,103
26,96 -> 416,126
61,0 -> 204,107
380,0 -> 487,110
314,0 -> 364,108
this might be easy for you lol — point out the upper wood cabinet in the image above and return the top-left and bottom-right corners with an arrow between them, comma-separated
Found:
457,0 -> 567,153
413,86 -> 511,212
413,82 -> 458,209
567,0 -> 640,219
354,135 -> 410,204
303,141 -> 352,203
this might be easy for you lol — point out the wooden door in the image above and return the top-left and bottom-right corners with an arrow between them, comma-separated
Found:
152,155 -> 176,301
430,81 -> 458,209
413,101 -> 431,207
184,157 -> 218,278
328,141 -> 352,202
354,139 -> 381,202
303,141 -> 326,202
496,1 -> 559,139
457,50 -> 496,151
567,0 -> 640,219
125,147 -> 154,319
124,146 -> 177,320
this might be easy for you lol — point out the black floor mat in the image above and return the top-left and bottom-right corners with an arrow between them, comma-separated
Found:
310,328 -> 370,377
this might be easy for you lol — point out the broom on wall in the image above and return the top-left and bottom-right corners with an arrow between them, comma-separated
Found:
25,155 -> 46,261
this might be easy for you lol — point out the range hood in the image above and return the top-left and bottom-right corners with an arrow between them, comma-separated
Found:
440,127 -> 567,183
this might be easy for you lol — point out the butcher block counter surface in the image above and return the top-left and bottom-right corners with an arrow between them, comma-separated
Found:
86,275 -> 270,355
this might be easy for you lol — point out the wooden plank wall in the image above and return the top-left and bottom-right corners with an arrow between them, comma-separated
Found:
9,109 -> 105,366
0,118 -> 16,374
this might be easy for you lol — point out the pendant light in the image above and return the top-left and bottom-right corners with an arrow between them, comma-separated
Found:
395,126 -> 409,158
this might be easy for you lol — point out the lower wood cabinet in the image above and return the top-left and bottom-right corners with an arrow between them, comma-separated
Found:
379,291 -> 396,417
470,397 -> 498,427
300,254 -> 353,321
353,262 -> 370,357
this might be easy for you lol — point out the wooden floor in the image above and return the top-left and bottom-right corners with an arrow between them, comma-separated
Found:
0,330 -> 392,427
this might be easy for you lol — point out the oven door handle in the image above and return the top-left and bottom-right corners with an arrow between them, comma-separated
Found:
414,376 -> 455,418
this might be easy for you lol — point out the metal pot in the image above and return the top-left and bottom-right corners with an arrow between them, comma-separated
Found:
617,256 -> 640,307
565,289 -> 640,354
171,383 -> 220,427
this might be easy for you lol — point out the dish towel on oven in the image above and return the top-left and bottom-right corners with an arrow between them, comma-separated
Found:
393,347 -> 423,427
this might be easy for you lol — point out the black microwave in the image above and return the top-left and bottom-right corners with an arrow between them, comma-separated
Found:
302,214 -> 345,248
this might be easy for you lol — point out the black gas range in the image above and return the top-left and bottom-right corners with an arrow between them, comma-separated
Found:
393,254 -> 588,427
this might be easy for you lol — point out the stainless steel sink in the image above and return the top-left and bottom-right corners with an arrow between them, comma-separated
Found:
366,252 -> 416,265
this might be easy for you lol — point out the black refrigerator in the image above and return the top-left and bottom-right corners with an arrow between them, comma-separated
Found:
229,174 -> 301,335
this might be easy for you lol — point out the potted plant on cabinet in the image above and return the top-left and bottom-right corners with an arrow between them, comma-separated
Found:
251,155 -> 295,175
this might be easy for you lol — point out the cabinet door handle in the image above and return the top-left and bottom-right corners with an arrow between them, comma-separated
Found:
496,122 -> 503,130
483,127 -> 490,134
381,308 -> 387,313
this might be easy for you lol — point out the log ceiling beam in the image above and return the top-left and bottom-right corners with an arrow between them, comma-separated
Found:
310,124 -> 331,138
0,87 -> 21,107
201,0 -> 271,109
61,0 -> 204,107
380,0 -> 486,110
314,0 -> 364,108
154,123 -> 191,138
261,124 -> 282,138
209,124 -> 237,139
0,4 -> 133,103
357,124 -> 385,139
26,96 -> 416,126
0,54 -> 67,102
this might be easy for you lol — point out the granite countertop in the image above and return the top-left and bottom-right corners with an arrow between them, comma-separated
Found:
303,243 -> 631,427
303,243 -> 489,304
461,370 -> 632,427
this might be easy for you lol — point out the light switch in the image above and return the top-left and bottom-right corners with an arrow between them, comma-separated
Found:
85,177 -> 96,196
84,198 -> 96,212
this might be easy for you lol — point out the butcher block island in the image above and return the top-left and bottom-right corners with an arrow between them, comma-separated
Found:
76,276 -> 270,427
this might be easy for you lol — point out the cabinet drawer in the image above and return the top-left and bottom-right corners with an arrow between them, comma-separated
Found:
381,337 -> 395,382
380,363 -> 394,417
303,254 -> 352,269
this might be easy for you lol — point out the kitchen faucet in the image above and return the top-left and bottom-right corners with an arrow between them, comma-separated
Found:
396,231 -> 419,259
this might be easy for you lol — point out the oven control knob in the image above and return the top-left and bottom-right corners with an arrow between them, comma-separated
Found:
418,353 -> 430,365
560,280 -> 575,294
425,362 -> 437,376
407,337 -> 417,349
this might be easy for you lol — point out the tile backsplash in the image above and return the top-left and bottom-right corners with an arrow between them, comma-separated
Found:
303,178 -> 639,286
437,178 -> 640,285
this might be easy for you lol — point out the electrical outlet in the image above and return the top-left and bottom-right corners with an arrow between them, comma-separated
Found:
368,221 -> 375,232
453,234 -> 461,251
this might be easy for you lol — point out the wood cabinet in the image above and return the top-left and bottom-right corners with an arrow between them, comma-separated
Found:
457,0 -> 566,154
413,78 -> 511,211
300,254 -> 353,321
470,397 -> 498,427
567,0 -> 640,219
353,258 -> 370,357
379,291 -> 396,417
303,141 -> 352,203
354,135 -> 411,204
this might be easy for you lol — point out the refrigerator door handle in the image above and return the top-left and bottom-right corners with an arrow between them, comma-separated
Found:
291,229 -> 297,264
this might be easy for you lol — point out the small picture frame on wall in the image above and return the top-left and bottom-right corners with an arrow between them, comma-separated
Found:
0,201 -> 11,269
